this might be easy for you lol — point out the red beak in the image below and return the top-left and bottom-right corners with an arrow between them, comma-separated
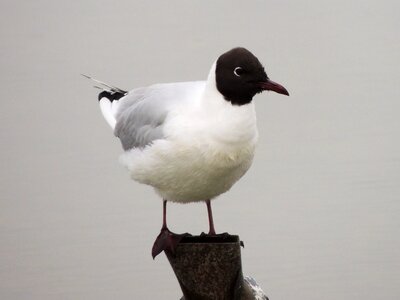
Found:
259,79 -> 289,96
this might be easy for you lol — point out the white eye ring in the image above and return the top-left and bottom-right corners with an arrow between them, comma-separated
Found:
234,67 -> 243,77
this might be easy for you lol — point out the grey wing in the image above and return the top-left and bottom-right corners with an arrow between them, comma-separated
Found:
114,87 -> 168,150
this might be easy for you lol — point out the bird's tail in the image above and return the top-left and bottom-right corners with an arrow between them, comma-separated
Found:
81,74 -> 128,129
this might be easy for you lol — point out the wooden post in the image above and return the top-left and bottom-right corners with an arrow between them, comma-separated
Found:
165,234 -> 268,300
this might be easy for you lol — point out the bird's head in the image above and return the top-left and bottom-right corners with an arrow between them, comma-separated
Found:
215,47 -> 289,105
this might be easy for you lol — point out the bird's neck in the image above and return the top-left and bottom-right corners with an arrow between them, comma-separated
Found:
202,61 -> 227,108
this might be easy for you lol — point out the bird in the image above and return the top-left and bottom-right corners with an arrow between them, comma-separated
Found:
84,47 -> 289,258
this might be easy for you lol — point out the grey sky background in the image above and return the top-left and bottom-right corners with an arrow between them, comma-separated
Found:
1,1 -> 399,299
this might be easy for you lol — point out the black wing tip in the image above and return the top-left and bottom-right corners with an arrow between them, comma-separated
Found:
98,91 -> 126,102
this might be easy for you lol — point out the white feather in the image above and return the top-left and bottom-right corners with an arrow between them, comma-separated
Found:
99,98 -> 116,129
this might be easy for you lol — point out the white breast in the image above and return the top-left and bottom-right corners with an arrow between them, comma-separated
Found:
120,138 -> 256,203
120,93 -> 258,203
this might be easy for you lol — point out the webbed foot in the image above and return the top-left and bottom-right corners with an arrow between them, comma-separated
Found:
152,228 -> 190,259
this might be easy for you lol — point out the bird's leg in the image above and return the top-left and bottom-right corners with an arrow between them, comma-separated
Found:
206,199 -> 216,235
161,199 -> 168,230
152,200 -> 188,259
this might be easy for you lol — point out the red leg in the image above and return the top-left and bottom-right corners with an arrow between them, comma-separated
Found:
162,199 -> 167,230
206,200 -> 216,235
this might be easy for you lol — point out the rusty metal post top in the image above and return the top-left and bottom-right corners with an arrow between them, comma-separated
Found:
179,234 -> 241,244
165,234 -> 244,300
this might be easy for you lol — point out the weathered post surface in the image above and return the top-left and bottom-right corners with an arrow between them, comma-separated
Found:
165,234 -> 268,300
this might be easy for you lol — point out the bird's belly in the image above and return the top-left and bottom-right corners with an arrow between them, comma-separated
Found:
120,140 -> 255,203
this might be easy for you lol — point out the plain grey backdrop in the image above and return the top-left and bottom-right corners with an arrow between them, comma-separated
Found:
1,1 -> 399,299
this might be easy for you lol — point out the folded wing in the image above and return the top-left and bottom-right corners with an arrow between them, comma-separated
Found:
114,81 -> 205,150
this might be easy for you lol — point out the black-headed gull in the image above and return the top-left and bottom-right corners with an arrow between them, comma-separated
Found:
84,47 -> 289,258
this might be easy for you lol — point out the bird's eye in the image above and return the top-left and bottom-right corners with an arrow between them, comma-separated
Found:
234,67 -> 244,77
